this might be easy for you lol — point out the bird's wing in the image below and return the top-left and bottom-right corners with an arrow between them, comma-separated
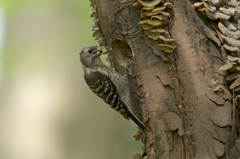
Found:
84,71 -> 127,115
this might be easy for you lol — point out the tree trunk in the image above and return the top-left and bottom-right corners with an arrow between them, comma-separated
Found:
89,0 -> 240,158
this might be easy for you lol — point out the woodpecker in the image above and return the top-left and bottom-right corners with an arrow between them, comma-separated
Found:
79,46 -> 145,130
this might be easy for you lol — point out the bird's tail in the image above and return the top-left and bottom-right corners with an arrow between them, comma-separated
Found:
128,113 -> 145,130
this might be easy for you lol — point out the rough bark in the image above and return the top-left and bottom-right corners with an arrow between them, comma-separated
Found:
90,0 -> 240,158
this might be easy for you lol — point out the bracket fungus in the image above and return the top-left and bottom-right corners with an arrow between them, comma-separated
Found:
208,0 -> 224,6
90,3 -> 96,9
235,94 -> 240,100
160,35 -> 176,46
157,36 -> 176,53
146,28 -> 168,40
92,30 -> 102,39
230,77 -> 240,89
91,18 -> 99,30
219,7 -> 235,16
134,0 -> 175,53
223,44 -> 240,55
163,2 -> 173,8
142,6 -> 155,11
133,1 -> 142,7
151,6 -> 167,12
138,0 -> 162,8
222,20 -> 238,31
235,86 -> 240,92
193,0 -> 240,99
141,10 -> 170,18
224,0 -> 240,7
221,34 -> 240,47
194,2 -> 217,12
219,62 -> 235,70
90,10 -> 97,18
89,2 -> 106,47
228,55 -> 240,62
219,57 -> 240,91
218,22 -> 240,39
233,65 -> 240,71
205,10 -> 231,20
157,44 -> 176,53
151,14 -> 169,21
226,72 -> 240,81
213,86 -> 225,92
138,19 -> 163,30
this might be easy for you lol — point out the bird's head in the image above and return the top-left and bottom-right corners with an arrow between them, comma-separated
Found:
79,46 -> 104,68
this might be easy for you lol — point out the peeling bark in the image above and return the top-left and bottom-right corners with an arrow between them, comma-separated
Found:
89,0 -> 240,158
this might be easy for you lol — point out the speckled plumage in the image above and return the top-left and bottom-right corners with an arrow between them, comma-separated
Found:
79,46 -> 145,129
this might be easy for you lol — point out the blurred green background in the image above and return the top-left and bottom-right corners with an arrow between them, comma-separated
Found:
0,0 -> 143,159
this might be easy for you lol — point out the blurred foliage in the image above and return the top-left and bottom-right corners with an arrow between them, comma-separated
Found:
2,0 -> 96,77
0,0 -> 143,159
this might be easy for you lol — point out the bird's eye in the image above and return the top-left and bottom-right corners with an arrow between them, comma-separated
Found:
88,49 -> 93,53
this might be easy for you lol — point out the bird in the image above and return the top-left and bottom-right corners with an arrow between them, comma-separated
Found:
79,45 -> 145,130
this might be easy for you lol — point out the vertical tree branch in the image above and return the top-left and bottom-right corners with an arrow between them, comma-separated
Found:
90,0 -> 240,158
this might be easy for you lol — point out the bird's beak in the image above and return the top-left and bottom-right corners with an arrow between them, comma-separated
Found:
96,51 -> 102,56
